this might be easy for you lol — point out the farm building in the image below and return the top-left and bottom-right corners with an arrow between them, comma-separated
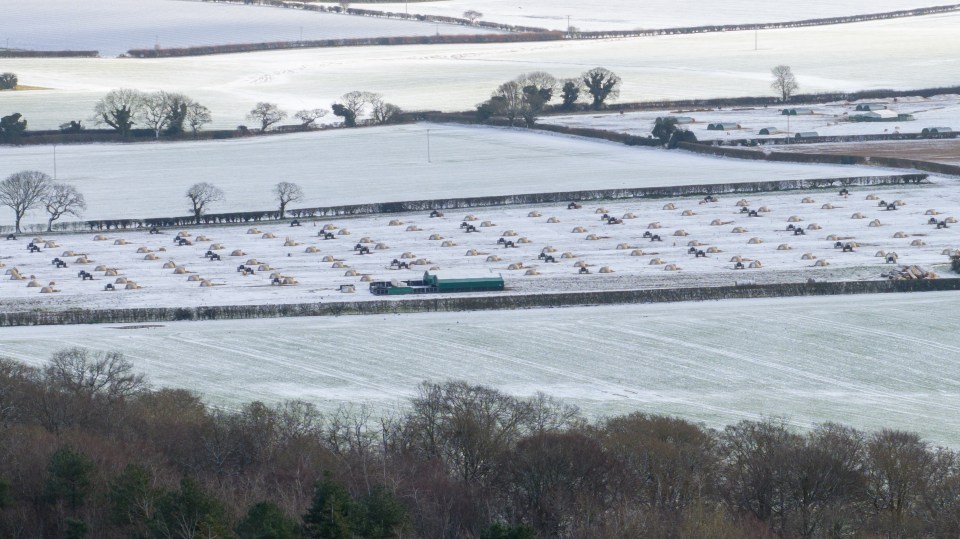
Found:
794,131 -> 820,139
855,103 -> 888,111
666,116 -> 695,124
850,110 -> 914,122
758,127 -> 781,135
781,108 -> 814,115
369,270 -> 504,295
707,122 -> 741,130
922,127 -> 953,134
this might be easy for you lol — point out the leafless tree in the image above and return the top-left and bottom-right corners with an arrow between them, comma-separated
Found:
491,80 -> 527,126
43,183 -> 86,232
771,65 -> 799,102
0,170 -> 51,232
370,97 -> 402,125
463,10 -> 482,23
273,181 -> 304,218
33,348 -> 147,433
185,182 -> 224,224
341,91 -> 378,121
293,108 -> 328,128
93,88 -> 146,137
247,102 -> 287,132
186,101 -> 212,138
138,91 -> 172,139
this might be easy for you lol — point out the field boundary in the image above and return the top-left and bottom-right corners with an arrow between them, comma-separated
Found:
127,3 -> 960,57
67,173 -> 926,232
677,143 -> 960,177
3,278 -> 958,326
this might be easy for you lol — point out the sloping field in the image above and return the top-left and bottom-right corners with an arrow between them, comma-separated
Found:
3,292 -> 960,445
0,124 -> 903,223
1,180 -> 955,313
334,0 -> 956,31
3,0 -> 496,57
3,13 -> 958,130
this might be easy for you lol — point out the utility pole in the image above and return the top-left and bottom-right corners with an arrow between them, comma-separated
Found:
754,28 -> 758,51
567,15 -> 571,31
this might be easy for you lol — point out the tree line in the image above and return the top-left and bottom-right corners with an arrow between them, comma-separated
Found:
1,349 -> 959,538
0,170 -> 308,233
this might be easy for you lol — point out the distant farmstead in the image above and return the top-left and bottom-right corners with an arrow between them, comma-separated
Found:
794,131 -> 819,139
855,103 -> 888,111
707,122 -> 741,130
850,110 -> 914,122
781,108 -> 814,115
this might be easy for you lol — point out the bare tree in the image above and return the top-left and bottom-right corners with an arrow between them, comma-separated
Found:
273,181 -> 304,218
186,101 -> 212,138
34,348 -> 147,433
581,67 -> 621,110
491,80 -> 527,126
93,88 -> 146,137
247,102 -> 287,132
43,183 -> 86,232
293,108 -> 328,128
0,170 -> 51,233
138,91 -> 173,139
463,10 -> 482,23
771,65 -> 799,102
370,97 -> 402,125
341,91 -> 377,121
185,182 -> 224,224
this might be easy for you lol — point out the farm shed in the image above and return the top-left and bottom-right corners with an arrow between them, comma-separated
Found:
707,122 -> 741,130
666,116 -> 695,124
369,270 -> 504,296
922,127 -> 952,134
794,132 -> 820,139
758,127 -> 781,135
781,108 -> 814,115
855,103 -> 888,111
851,110 -> 913,122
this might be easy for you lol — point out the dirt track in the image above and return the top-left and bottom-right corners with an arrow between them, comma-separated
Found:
773,139 -> 960,166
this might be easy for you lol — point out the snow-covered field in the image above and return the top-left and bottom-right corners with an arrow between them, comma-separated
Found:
3,13 -> 959,130
330,0 -> 955,31
1,180 -> 955,312
3,0 -> 496,57
545,95 -> 960,142
3,292 -> 960,445
0,124 -> 905,223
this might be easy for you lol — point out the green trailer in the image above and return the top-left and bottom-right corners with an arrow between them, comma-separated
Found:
369,270 -> 504,295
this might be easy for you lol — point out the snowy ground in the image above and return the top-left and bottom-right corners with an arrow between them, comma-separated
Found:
322,0 -> 955,31
544,95 -> 960,142
2,13 -> 959,130
1,180 -> 956,313
0,124 -> 907,224
3,0 -> 497,57
3,292 -> 960,446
